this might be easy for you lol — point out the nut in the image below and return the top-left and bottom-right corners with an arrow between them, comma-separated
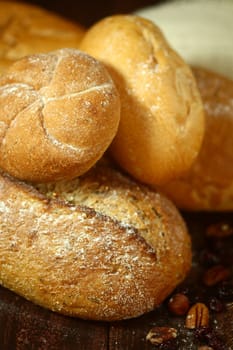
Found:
146,326 -> 177,345
198,346 -> 214,350
185,303 -> 209,329
206,222 -> 233,238
203,265 -> 231,286
168,293 -> 190,315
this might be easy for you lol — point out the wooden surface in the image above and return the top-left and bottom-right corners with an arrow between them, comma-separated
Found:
0,212 -> 232,349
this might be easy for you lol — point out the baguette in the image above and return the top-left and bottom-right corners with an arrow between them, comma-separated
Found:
0,1 -> 85,74
0,159 -> 191,321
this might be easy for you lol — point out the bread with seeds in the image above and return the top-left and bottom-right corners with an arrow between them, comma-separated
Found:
0,159 -> 191,321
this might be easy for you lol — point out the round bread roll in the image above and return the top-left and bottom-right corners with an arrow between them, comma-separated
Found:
135,0 -> 233,80
160,67 -> 233,211
0,1 -> 85,74
0,48 -> 120,182
79,15 -> 205,186
0,159 -> 191,321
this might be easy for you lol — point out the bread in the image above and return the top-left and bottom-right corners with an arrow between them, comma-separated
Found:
0,158 -> 191,321
0,1 -> 85,74
0,48 -> 120,182
160,67 -> 233,211
135,0 -> 233,80
79,15 -> 205,186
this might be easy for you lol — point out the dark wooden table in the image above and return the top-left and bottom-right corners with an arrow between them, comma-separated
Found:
0,212 -> 232,349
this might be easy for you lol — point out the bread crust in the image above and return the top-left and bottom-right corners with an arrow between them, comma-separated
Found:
0,1 -> 85,74
160,67 -> 233,211
0,48 -> 120,182
80,15 -> 205,186
0,159 -> 191,321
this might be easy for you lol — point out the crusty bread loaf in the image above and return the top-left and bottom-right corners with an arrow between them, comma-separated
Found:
160,67 -> 233,211
0,1 -> 85,74
0,48 -> 120,182
0,158 -> 191,321
79,15 -> 205,186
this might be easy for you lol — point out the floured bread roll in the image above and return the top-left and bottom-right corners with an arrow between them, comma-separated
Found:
160,67 -> 233,211
0,1 -> 85,74
0,159 -> 191,321
80,15 -> 205,186
0,48 -> 120,182
135,0 -> 233,80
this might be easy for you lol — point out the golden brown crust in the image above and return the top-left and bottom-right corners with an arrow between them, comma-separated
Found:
0,159 -> 191,321
79,15 -> 205,186
0,48 -> 120,182
160,67 -> 233,211
0,1 -> 85,74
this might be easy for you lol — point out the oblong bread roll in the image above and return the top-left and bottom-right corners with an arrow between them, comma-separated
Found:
0,159 -> 191,321
79,15 -> 205,186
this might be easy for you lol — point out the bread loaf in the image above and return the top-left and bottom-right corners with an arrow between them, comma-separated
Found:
0,1 -> 85,74
79,15 -> 205,186
160,67 -> 233,211
0,48 -> 120,182
0,159 -> 191,321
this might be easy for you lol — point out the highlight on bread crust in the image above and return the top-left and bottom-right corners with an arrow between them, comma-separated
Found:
0,48 -> 121,182
0,159 -> 191,321
159,67 -> 233,211
0,1 -> 85,74
79,15 -> 205,186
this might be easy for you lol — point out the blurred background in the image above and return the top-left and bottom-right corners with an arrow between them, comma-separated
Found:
2,0 -> 232,79
3,0 -> 164,26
